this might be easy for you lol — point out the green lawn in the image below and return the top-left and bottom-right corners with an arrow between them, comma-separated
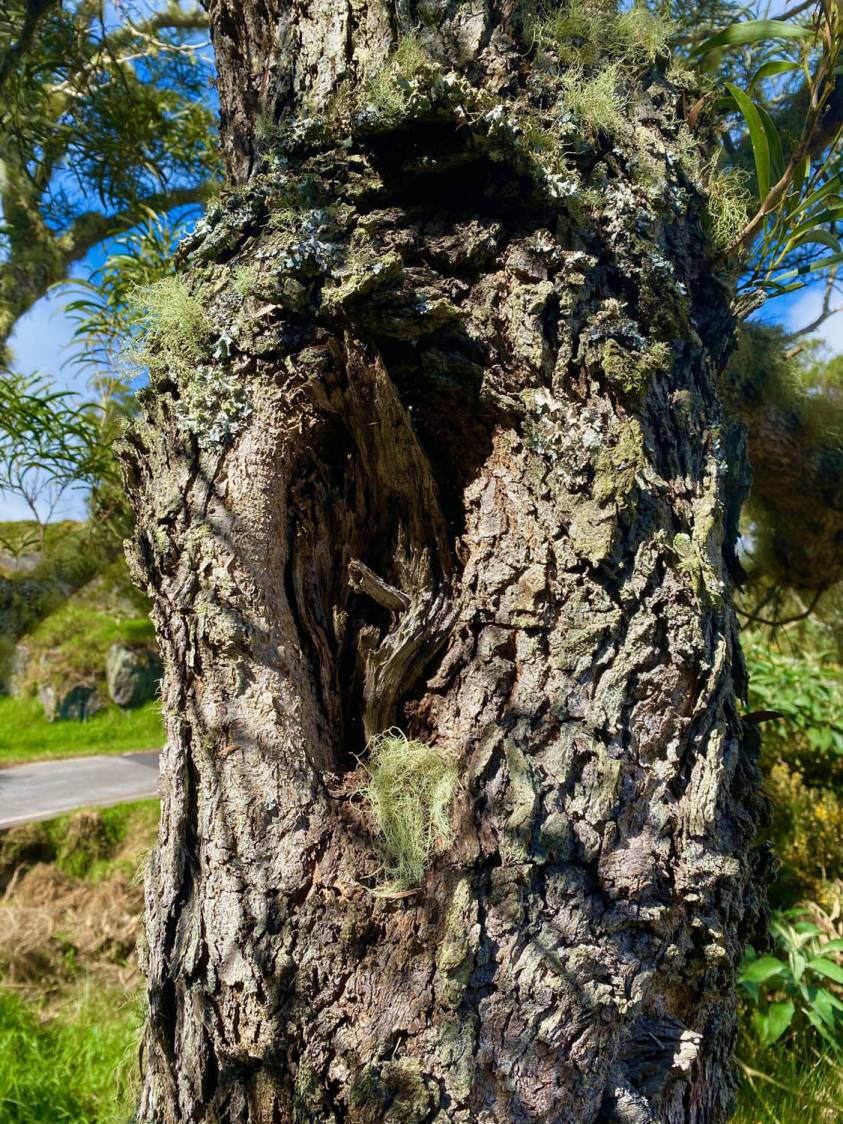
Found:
0,988 -> 140,1124
0,696 -> 163,765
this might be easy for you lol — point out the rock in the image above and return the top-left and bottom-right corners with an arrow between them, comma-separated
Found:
7,642 -> 30,698
38,682 -> 106,722
105,644 -> 162,708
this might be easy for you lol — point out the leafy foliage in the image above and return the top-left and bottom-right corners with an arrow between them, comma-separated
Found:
739,911 -> 843,1050
764,761 -> 843,899
746,641 -> 843,785
0,0 -> 217,349
0,374 -> 112,546
692,1 -> 842,307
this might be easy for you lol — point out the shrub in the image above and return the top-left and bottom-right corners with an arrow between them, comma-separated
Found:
360,729 -> 458,892
746,641 -> 843,787
765,762 -> 843,898
739,909 -> 843,1051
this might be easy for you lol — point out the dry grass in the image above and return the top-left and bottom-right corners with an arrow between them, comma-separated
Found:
0,803 -> 156,1003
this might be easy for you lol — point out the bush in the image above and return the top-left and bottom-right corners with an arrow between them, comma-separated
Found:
739,909 -> 843,1051
746,641 -> 843,787
765,762 -> 843,900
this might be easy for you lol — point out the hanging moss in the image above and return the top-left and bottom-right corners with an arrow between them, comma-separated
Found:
360,729 -> 458,892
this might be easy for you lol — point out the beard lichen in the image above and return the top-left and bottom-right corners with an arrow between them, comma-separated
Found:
360,729 -> 458,893
126,275 -> 252,446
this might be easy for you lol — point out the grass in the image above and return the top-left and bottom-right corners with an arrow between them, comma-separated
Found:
0,798 -> 159,886
0,798 -> 154,1121
734,1043 -> 843,1122
0,985 -> 140,1123
0,696 -> 163,765
22,592 -> 154,690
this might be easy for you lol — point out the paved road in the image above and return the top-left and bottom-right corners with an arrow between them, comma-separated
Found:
0,750 -> 161,828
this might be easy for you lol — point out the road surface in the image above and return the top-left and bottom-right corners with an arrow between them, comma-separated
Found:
0,750 -> 161,828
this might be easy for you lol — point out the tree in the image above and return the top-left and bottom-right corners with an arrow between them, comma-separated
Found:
114,0 -> 834,1120
0,372 -> 110,549
0,0 -> 216,359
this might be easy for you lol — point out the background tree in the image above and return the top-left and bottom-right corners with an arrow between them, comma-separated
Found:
0,0 -> 217,358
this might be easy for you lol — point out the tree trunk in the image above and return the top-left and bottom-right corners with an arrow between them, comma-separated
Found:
124,4 -> 769,1120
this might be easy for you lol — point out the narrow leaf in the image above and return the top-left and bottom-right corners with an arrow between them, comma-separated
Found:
808,957 -> 843,986
693,20 -> 813,57
740,955 -> 787,983
726,82 -> 771,202
750,58 -> 801,90
758,104 -> 785,183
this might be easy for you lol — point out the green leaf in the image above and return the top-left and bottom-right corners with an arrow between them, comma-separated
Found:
740,955 -> 787,983
753,1000 -> 795,1045
787,230 -> 843,255
693,19 -> 813,57
808,957 -> 843,986
749,58 -> 802,90
773,251 -> 843,284
726,82 -> 771,202
819,939 -> 843,954
758,104 -> 785,184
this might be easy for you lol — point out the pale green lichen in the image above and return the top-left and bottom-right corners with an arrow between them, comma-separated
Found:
560,62 -> 626,138
361,729 -> 458,892
674,129 -> 752,252
127,276 -> 210,382
363,33 -> 434,119
593,418 -> 647,505
673,489 -> 726,604
436,876 -> 478,1006
232,263 -> 260,299
126,276 -> 251,445
705,165 -> 753,252
601,338 -> 671,398
503,743 -> 538,861
529,0 -> 672,70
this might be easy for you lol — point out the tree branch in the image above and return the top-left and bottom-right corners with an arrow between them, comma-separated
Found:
65,183 -> 209,262
0,0 -> 59,92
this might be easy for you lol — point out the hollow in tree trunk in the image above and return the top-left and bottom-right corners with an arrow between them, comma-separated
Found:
123,4 -> 769,1120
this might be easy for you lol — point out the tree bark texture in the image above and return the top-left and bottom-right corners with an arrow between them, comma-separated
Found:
125,4 -> 769,1121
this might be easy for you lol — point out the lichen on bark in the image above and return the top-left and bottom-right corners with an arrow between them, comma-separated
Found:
122,3 -> 770,1121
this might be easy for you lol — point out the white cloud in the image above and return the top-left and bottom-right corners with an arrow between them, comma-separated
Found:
785,285 -> 843,355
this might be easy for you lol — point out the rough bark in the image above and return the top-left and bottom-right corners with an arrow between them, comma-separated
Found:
124,5 -> 768,1121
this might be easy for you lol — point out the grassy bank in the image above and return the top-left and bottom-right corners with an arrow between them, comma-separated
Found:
733,1046 -> 843,1122
0,800 -> 158,1121
0,696 -> 163,765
